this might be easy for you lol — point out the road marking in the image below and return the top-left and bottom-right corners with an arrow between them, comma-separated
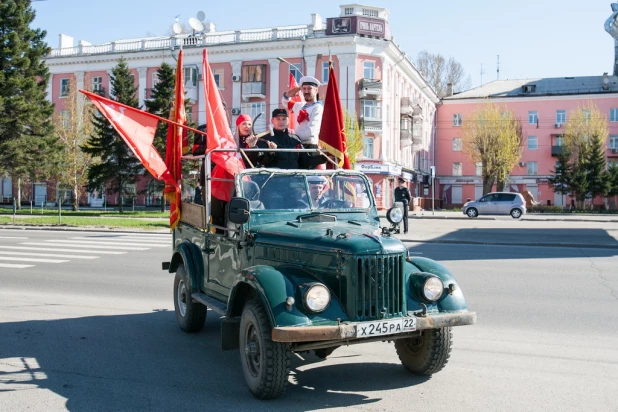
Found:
0,263 -> 35,269
0,236 -> 28,239
0,256 -> 68,263
21,242 -> 148,251
0,246 -> 126,255
0,251 -> 99,259
66,238 -> 167,247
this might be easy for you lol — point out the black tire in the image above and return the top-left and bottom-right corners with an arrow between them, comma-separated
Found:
173,264 -> 206,333
239,299 -> 291,399
466,208 -> 478,218
510,208 -> 523,219
314,346 -> 339,359
394,328 -> 452,375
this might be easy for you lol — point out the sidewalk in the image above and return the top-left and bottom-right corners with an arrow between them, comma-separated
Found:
378,210 -> 618,223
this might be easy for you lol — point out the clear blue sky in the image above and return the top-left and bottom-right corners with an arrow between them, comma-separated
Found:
32,0 -> 616,88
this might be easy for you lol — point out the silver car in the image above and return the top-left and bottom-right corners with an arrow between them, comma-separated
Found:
462,192 -> 526,219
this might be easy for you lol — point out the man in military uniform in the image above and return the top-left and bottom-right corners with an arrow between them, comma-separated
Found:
282,76 -> 323,148
394,178 -> 411,234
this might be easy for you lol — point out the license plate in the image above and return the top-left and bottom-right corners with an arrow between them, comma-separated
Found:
355,318 -> 416,338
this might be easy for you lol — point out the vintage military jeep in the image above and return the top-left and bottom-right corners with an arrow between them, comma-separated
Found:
165,163 -> 476,399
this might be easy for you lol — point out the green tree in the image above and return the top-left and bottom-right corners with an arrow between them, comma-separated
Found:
586,134 -> 610,208
548,147 -> 572,208
144,63 -> 175,210
0,0 -> 61,208
83,57 -> 142,213
343,110 -> 364,167
607,164 -> 618,210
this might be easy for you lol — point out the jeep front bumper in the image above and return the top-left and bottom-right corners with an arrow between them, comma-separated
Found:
271,311 -> 476,343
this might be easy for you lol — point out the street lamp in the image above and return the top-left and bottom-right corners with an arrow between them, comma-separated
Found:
277,57 -> 304,76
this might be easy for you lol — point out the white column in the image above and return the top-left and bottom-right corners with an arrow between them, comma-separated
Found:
231,60 -> 243,124
106,69 -> 114,99
336,54 -> 357,115
306,57 -> 317,80
75,71 -> 85,90
268,58 -> 280,114
137,67 -> 148,108
46,74 -> 53,102
75,71 -> 85,126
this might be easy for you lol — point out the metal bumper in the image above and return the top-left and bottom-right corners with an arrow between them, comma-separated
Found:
272,311 -> 476,343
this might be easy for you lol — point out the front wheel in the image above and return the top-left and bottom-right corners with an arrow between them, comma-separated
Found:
466,208 -> 478,218
173,264 -> 206,333
240,299 -> 291,399
394,328 -> 452,375
510,208 -> 522,219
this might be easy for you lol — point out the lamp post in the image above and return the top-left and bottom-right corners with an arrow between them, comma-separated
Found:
277,57 -> 304,77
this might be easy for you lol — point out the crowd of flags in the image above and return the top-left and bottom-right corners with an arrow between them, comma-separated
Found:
80,49 -> 350,230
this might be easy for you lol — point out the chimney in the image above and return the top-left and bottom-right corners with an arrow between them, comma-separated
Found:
446,83 -> 454,97
603,72 -> 610,90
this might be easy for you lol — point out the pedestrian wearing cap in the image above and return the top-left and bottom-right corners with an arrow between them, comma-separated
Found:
282,76 -> 323,147
394,178 -> 411,234
250,108 -> 326,169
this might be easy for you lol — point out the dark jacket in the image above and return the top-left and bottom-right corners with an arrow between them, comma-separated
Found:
249,129 -> 326,169
394,186 -> 411,205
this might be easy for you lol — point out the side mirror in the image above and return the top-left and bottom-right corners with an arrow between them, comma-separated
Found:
228,197 -> 251,224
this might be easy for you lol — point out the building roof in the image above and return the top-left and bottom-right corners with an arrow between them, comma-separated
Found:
444,75 -> 618,100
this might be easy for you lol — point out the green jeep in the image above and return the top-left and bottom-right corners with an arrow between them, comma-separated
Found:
165,165 -> 476,399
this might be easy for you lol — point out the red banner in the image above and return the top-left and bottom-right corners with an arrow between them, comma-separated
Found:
287,73 -> 304,132
319,62 -> 351,169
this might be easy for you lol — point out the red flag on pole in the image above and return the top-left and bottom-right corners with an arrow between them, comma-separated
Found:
202,48 -> 245,202
286,72 -> 304,133
319,62 -> 351,169
164,50 -> 187,230
80,90 -> 175,184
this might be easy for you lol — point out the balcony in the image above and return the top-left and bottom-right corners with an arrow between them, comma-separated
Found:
400,128 -> 412,148
360,117 -> 382,130
93,86 -> 106,97
400,97 -> 422,117
551,145 -> 565,156
358,78 -> 382,99
241,82 -> 266,101
608,147 -> 618,157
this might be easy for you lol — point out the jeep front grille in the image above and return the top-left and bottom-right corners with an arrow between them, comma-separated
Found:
356,254 -> 405,320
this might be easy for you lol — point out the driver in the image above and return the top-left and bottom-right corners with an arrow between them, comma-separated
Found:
307,175 -> 329,207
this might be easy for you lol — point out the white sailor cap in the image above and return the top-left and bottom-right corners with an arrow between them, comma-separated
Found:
299,76 -> 321,87
307,175 -> 327,185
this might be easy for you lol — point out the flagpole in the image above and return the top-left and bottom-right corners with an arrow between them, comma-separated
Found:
80,89 -> 209,137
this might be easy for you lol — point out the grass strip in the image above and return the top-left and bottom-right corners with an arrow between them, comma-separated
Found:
0,216 -> 169,230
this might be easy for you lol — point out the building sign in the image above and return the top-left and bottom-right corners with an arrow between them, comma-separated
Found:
401,171 -> 414,181
326,16 -> 391,39
438,178 -> 482,185
355,162 -> 401,176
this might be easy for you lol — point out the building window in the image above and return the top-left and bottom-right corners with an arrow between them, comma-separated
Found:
362,8 -> 378,17
363,137 -> 374,159
152,72 -> 159,87
610,135 -> 618,149
522,85 -> 536,93
242,102 -> 267,133
527,161 -> 538,175
528,111 -> 538,125
344,7 -> 354,15
242,65 -> 265,83
183,67 -> 197,87
452,137 -> 462,151
452,113 -> 462,126
60,111 -> 70,129
555,135 -> 564,146
556,110 -> 566,125
60,78 -> 70,97
610,108 -> 618,122
290,67 -> 301,84
452,162 -> 462,176
609,160 -> 618,168
361,100 -> 381,118
322,62 -> 330,83
363,61 -> 375,79
213,68 -> 224,89
92,76 -> 103,91
583,109 -> 591,122
528,136 -> 538,150
475,162 -> 483,176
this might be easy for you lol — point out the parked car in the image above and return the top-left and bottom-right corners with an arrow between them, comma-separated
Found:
462,192 -> 526,219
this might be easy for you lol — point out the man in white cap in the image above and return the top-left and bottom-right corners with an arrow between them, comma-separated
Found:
282,75 -> 323,148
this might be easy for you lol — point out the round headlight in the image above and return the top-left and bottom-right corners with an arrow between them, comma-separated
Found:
386,206 -> 403,224
423,277 -> 444,301
305,284 -> 330,312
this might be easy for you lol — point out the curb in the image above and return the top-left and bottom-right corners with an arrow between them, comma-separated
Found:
400,238 -> 618,250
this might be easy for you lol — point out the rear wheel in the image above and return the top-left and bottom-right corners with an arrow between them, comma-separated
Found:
510,208 -> 523,219
466,208 -> 478,218
394,328 -> 452,375
173,264 -> 206,333
239,299 -> 291,399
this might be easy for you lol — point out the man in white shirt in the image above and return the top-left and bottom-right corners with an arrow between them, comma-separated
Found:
282,76 -> 323,148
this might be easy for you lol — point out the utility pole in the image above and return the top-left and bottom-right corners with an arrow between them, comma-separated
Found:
497,55 -> 500,80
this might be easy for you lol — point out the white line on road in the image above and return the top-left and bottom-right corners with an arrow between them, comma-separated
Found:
0,236 -> 28,239
0,251 -> 99,259
67,238 -> 168,247
42,240 -> 163,248
0,263 -> 35,269
0,256 -> 68,263
22,242 -> 148,251
0,246 -> 126,255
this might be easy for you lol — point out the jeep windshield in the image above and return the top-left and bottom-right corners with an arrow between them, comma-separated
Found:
239,170 -> 373,212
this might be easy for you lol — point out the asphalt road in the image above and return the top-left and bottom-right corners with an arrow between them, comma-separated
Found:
0,226 -> 617,412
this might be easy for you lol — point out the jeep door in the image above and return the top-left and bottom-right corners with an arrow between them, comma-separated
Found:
206,232 -> 242,296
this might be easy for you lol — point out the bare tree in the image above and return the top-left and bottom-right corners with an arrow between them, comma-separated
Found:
344,110 -> 364,167
53,77 -> 98,211
463,101 -> 524,195
415,50 -> 471,97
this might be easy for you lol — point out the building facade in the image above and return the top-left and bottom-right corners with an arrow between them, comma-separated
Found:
436,76 -> 618,208
0,4 -> 439,209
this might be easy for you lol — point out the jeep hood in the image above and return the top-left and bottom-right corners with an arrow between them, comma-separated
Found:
251,220 -> 407,255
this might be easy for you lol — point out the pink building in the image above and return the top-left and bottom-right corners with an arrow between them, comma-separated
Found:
436,75 -> 618,208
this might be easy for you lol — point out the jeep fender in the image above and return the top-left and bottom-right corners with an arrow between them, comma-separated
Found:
227,264 -> 349,328
169,241 -> 204,293
406,257 -> 469,313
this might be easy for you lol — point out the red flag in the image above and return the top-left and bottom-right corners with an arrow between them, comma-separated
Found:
202,49 -> 245,202
287,73 -> 304,132
164,50 -> 187,230
81,90 -> 175,184
319,62 -> 351,169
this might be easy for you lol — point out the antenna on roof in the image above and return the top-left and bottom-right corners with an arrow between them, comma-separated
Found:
497,55 -> 500,80
197,11 -> 206,22
480,63 -> 485,85
189,17 -> 204,33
